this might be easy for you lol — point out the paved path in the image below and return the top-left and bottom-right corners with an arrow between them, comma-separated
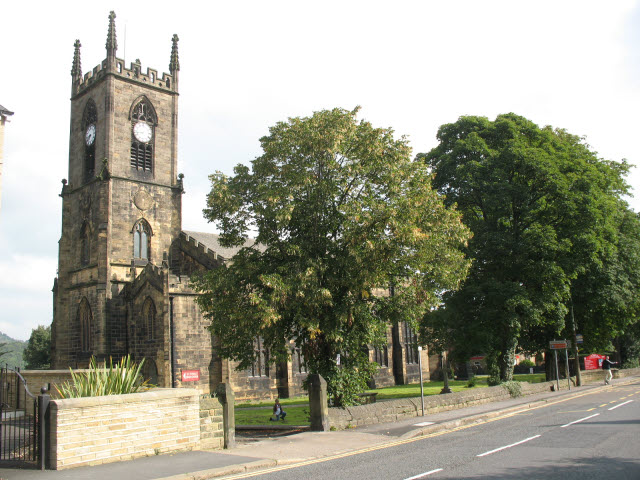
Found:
0,376 -> 636,480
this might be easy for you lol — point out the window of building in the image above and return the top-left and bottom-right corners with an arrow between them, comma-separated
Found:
403,322 -> 418,365
142,297 -> 156,340
294,347 -> 308,374
130,98 -> 156,172
78,298 -> 92,352
133,220 -> 151,260
374,345 -> 389,367
249,337 -> 269,377
82,100 -> 97,182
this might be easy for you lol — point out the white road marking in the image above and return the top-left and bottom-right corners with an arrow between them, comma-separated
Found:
414,421 -> 435,426
477,435 -> 541,457
608,400 -> 633,411
403,468 -> 444,479
561,413 -> 599,428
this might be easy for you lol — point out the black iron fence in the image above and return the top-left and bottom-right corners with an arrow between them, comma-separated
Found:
0,366 -> 47,469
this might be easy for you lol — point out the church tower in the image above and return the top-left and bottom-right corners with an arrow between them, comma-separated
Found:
52,12 -> 182,369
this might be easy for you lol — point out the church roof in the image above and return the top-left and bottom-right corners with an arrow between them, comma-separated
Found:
182,231 -> 262,261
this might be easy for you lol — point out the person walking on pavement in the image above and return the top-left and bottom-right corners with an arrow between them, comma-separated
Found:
602,356 -> 617,385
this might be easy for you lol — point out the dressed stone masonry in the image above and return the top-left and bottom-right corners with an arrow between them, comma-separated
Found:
51,11 -> 431,401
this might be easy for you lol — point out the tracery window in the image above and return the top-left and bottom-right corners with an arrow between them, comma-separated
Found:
374,345 -> 389,367
403,322 -> 418,365
250,337 -> 269,377
293,347 -> 308,374
78,297 -> 92,352
82,100 -> 97,182
142,297 -> 156,340
133,220 -> 151,260
130,98 -> 156,172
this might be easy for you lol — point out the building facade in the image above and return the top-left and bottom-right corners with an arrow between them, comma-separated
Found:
51,12 -> 429,400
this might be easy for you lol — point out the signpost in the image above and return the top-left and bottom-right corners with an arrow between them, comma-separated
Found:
418,346 -> 425,416
550,340 -> 572,391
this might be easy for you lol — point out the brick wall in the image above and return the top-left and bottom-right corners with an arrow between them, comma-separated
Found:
48,388 -> 200,470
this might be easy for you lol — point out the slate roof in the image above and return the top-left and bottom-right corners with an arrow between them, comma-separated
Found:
182,231 -> 262,261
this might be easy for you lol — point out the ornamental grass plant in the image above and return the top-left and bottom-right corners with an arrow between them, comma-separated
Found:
55,355 -> 152,398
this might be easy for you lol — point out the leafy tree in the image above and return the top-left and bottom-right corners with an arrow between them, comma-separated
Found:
24,325 -> 51,369
570,207 -> 640,357
194,107 -> 471,406
419,113 -> 632,381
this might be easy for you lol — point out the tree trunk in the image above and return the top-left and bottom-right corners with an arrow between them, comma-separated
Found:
499,340 -> 517,382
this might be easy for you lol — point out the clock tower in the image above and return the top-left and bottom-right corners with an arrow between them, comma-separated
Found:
52,12 -> 182,368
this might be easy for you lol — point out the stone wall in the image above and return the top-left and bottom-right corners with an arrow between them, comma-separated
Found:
199,396 -> 224,449
328,381 -> 574,430
48,388 -> 200,470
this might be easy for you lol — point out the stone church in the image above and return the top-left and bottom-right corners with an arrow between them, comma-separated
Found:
51,12 -> 430,400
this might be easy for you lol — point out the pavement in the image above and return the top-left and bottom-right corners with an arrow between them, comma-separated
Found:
1,375 -> 638,480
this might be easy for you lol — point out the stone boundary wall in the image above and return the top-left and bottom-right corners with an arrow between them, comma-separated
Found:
199,396 -> 224,450
328,369 -> 639,430
49,388 -> 200,470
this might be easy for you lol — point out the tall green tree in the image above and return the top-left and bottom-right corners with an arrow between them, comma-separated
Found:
194,108 -> 471,405
419,113 -> 632,381
23,325 -> 51,369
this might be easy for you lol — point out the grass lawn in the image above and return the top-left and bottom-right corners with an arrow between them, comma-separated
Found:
234,373 -> 547,425
235,404 -> 310,425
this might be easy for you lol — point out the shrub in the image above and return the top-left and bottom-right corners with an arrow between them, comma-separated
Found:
466,376 -> 477,388
518,359 -> 535,368
501,381 -> 522,398
55,355 -> 151,398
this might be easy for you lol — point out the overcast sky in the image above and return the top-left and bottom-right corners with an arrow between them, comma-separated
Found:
1,1 -> 639,341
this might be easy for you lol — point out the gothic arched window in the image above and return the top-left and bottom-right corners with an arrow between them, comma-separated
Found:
77,297 -> 92,352
133,219 -> 152,260
82,100 -> 97,182
130,98 -> 156,173
142,297 -> 156,340
80,222 -> 90,266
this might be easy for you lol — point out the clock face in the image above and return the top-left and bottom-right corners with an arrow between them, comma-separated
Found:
85,124 -> 96,146
133,122 -> 153,143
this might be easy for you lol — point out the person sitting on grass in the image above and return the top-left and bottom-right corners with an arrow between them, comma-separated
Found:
270,399 -> 286,421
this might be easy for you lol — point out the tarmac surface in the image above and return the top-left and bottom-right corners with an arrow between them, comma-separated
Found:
1,375 -> 636,480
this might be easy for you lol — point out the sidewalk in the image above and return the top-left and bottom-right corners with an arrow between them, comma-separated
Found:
1,375 -> 637,480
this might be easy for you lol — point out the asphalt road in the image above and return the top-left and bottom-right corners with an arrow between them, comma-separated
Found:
227,381 -> 640,480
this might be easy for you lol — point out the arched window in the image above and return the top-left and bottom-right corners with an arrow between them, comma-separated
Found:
82,100 -> 97,182
80,222 -> 90,266
142,297 -> 156,340
142,358 -> 158,385
133,220 -> 151,260
130,97 -> 156,173
77,297 -> 92,352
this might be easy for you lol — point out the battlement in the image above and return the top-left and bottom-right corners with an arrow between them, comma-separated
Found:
74,58 -> 175,96
180,232 -> 221,261
71,11 -> 179,98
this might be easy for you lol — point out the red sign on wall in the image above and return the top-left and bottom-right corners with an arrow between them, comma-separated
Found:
584,354 -> 605,370
181,369 -> 201,382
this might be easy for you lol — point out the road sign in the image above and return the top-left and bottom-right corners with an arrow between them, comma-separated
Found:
181,369 -> 200,382
549,340 -> 571,350
576,334 -> 584,344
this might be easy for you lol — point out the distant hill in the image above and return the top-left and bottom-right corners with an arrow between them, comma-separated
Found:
0,331 -> 26,368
